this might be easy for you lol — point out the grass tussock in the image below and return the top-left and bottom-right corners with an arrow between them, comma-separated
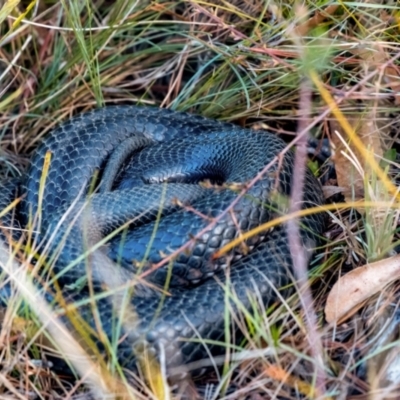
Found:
1,0 -> 400,399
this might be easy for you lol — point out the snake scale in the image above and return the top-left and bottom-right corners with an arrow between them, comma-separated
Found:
0,106 -> 326,379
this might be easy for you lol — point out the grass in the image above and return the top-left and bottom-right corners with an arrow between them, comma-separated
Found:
1,0 -> 400,399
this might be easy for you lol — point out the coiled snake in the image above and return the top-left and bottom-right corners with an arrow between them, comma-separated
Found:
0,106 -> 325,378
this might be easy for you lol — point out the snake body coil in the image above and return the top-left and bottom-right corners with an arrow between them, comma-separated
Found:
0,106 -> 325,378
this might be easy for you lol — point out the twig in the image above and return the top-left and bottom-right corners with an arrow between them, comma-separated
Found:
287,76 -> 326,394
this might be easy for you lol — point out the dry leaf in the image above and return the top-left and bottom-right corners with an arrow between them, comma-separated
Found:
330,107 -> 386,202
366,306 -> 400,393
322,185 -> 344,199
295,5 -> 339,36
263,364 -> 332,400
384,64 -> 400,105
325,254 -> 400,324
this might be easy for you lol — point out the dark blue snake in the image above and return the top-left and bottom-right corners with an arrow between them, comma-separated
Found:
0,106 -> 325,378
